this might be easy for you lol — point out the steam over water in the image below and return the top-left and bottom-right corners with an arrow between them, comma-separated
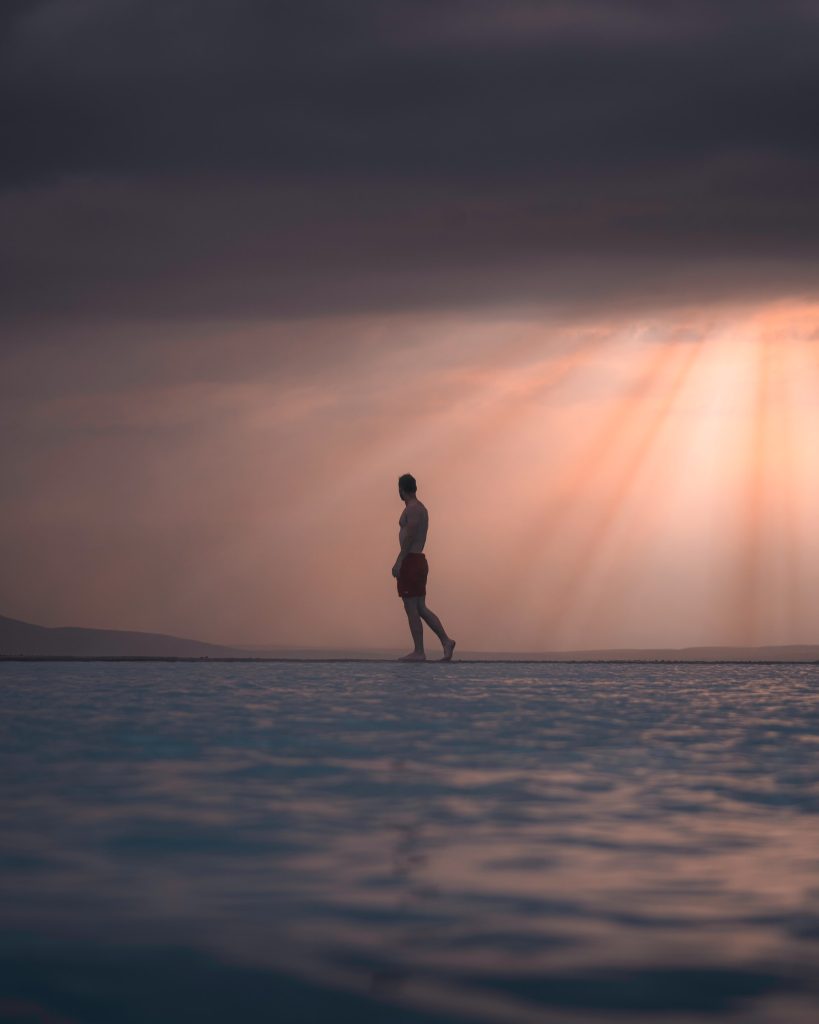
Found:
1,661 -> 818,1022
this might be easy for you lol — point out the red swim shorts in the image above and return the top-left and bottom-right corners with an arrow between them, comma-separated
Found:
397,552 -> 428,598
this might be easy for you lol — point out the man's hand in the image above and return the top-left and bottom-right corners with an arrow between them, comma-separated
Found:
391,561 -> 401,578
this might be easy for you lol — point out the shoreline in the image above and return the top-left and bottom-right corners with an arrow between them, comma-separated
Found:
2,656 -> 818,665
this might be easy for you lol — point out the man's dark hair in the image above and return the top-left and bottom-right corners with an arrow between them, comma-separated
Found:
398,473 -> 417,494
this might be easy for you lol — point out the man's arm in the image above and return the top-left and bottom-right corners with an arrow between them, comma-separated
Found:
393,505 -> 422,572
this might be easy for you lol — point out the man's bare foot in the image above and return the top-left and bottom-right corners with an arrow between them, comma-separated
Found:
440,638 -> 456,662
398,651 -> 426,662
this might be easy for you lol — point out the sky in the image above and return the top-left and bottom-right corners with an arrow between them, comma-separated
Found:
2,0 -> 819,652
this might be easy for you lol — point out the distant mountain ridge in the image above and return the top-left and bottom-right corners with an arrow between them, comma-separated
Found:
0,613 -> 245,658
1,613 -> 818,661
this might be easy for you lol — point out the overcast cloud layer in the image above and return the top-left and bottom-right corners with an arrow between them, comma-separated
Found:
3,0 -> 819,326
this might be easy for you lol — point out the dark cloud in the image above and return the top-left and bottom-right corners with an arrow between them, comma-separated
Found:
2,0 -> 819,326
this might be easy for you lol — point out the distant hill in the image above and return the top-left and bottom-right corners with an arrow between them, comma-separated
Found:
0,614 -> 246,658
1,613 -> 817,660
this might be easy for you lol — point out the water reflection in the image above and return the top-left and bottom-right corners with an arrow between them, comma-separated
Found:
1,661 -> 818,1022
366,756 -> 426,1000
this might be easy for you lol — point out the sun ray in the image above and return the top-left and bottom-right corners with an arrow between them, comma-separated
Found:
731,330 -> 774,644
766,333 -> 800,641
428,323 -> 620,475
502,334 -> 692,645
551,335 -> 708,641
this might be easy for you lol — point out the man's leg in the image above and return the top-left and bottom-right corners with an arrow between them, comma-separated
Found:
399,596 -> 426,661
419,598 -> 456,661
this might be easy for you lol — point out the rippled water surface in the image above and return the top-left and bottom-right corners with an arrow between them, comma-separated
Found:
1,661 -> 818,1023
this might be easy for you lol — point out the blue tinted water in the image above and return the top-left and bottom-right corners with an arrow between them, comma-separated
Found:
1,661 -> 818,1023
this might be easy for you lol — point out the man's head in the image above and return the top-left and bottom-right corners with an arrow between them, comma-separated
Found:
398,473 -> 417,501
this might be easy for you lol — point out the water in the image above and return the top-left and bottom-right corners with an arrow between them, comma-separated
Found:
1,661 -> 818,1023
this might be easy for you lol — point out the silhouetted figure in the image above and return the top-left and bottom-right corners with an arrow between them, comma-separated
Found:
392,473 -> 456,662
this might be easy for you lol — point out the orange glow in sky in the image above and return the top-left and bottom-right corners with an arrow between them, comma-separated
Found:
3,298 -> 818,652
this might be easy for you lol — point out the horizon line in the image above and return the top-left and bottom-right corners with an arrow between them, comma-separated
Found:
2,656 -> 818,665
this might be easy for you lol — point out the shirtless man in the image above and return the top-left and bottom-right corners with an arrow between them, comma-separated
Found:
392,473 -> 456,662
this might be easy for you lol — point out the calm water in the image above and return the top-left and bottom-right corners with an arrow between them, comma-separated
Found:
1,661 -> 818,1023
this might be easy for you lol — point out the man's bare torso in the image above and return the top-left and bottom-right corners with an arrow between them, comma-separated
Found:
399,498 -> 429,553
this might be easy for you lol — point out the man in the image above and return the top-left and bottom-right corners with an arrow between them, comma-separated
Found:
392,473 -> 456,662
